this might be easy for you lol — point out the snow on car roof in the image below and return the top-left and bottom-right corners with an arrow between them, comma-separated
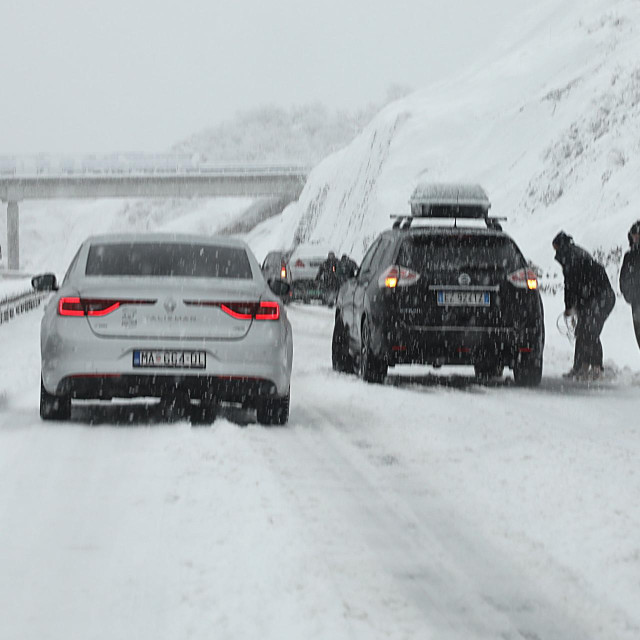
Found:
85,232 -> 248,248
409,183 -> 491,209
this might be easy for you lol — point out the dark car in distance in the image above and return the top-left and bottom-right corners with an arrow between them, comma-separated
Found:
331,183 -> 545,386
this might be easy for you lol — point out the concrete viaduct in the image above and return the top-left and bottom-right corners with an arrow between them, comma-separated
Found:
0,165 -> 308,270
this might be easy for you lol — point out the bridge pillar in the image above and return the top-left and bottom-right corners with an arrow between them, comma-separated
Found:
7,201 -> 19,271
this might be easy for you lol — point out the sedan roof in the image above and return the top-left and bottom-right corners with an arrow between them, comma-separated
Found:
85,232 -> 248,248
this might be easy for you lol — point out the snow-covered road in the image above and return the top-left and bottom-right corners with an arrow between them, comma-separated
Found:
1,299 -> 639,639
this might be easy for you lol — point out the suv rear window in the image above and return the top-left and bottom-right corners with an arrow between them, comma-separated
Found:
85,242 -> 253,278
397,234 -> 523,272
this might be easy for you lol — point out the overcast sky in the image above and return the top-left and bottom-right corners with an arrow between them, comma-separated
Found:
1,0 -> 530,154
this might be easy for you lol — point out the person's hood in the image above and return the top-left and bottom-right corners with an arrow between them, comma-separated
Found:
554,244 -> 575,266
553,231 -> 575,266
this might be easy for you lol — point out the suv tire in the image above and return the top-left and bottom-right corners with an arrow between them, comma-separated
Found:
359,319 -> 387,383
513,356 -> 543,387
474,361 -> 504,379
332,316 -> 354,373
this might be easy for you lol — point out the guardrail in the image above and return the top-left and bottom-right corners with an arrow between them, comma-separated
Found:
0,289 -> 48,326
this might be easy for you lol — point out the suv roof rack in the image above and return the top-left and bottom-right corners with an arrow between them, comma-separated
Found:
391,182 -> 506,230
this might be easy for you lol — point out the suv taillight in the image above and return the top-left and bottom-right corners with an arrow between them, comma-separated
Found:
280,263 -> 287,279
294,259 -> 305,268
507,269 -> 538,290
378,265 -> 420,289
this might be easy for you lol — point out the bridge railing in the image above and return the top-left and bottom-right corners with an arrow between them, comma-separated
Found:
0,155 -> 309,178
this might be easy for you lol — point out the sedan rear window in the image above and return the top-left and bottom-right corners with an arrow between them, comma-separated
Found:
85,243 -> 253,279
398,234 -> 523,272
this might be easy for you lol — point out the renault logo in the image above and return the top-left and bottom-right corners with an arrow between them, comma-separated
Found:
458,273 -> 472,286
164,298 -> 177,313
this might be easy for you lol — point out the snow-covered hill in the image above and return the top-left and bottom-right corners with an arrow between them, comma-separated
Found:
248,0 -> 640,277
171,93 -> 412,166
172,105 -> 368,166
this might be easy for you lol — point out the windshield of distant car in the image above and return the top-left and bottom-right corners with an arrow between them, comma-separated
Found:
85,242 -> 253,278
397,234 -> 523,272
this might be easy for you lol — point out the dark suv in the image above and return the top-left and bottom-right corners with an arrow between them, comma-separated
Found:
331,183 -> 544,386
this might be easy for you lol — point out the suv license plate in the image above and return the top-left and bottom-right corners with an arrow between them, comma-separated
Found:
437,291 -> 490,306
133,350 -> 206,369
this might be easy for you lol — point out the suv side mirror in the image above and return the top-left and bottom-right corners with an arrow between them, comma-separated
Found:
268,278 -> 290,297
31,273 -> 58,292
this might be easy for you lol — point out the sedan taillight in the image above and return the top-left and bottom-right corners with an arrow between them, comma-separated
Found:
184,300 -> 281,320
255,301 -> 280,320
219,302 -> 260,320
378,265 -> 420,289
507,269 -> 538,290
58,297 -> 155,316
58,297 -> 86,316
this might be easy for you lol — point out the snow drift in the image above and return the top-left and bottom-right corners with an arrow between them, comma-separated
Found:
248,0 -> 640,275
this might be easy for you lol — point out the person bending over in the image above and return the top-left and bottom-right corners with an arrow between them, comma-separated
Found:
553,231 -> 615,380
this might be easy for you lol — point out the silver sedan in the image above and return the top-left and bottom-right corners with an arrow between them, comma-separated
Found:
33,233 -> 293,424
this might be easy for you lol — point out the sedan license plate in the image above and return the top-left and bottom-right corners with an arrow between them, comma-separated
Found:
437,291 -> 490,306
133,350 -> 206,369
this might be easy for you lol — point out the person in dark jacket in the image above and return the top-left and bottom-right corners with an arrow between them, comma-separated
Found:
316,251 -> 339,306
619,220 -> 640,349
553,231 -> 616,379
337,253 -> 358,283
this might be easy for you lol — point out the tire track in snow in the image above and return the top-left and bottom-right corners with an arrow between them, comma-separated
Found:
251,400 -> 636,640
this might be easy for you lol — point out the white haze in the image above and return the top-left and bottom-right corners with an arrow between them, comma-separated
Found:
2,0 -> 532,153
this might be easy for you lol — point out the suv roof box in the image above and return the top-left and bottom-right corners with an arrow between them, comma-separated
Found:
409,182 -> 491,217
392,182 -> 504,230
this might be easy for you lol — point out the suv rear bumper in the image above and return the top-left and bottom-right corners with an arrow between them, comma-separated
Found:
382,325 -> 542,367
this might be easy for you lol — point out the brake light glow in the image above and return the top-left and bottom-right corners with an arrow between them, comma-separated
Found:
57,298 -> 154,316
378,265 -> 420,289
185,300 -> 280,321
256,301 -> 280,320
58,297 -> 85,316
280,265 -> 287,279
219,303 -> 257,320
507,269 -> 539,290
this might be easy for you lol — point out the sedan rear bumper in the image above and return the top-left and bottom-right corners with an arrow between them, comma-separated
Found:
57,374 -> 278,404
41,315 -> 292,398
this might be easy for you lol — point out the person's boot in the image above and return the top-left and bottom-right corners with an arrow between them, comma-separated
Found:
587,365 -> 604,381
574,364 -> 592,381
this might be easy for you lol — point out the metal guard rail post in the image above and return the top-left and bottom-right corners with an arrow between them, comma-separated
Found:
0,290 -> 48,326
